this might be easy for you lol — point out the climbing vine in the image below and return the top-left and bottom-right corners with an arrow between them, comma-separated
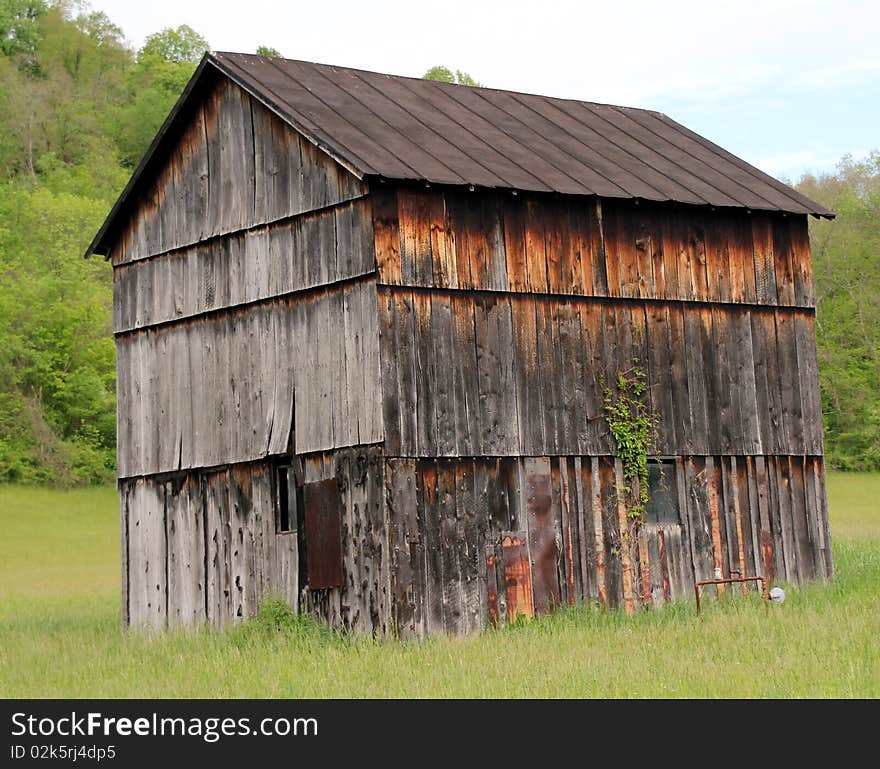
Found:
603,363 -> 658,525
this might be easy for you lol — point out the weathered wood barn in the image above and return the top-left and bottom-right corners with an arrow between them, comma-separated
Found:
87,52 -> 835,636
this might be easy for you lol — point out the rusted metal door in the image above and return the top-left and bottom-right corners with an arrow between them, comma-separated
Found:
501,533 -> 534,622
486,532 -> 536,625
525,458 -> 560,614
303,478 -> 344,589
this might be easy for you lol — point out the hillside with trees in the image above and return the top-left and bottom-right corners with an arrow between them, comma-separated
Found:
0,1 -> 876,484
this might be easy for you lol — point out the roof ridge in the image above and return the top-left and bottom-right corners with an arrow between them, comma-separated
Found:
210,50 -> 661,115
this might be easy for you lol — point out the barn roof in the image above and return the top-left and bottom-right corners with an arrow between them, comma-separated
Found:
87,51 -> 833,257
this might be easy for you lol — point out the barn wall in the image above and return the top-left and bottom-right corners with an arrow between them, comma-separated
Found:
111,77 -> 366,265
374,187 -> 814,307
120,461 -> 298,630
378,288 -> 822,458
385,454 -> 832,639
116,278 -> 383,478
121,446 -> 391,633
112,75 -> 385,480
113,197 -> 374,333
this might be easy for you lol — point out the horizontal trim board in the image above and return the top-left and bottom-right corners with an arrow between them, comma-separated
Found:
376,281 -> 819,314
112,193 -> 368,269
115,270 -> 377,338
117,441 -> 383,483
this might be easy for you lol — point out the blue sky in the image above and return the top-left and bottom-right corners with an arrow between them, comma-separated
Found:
94,0 -> 879,182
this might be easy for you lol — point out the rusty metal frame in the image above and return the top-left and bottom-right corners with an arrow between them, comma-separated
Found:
694,572 -> 768,619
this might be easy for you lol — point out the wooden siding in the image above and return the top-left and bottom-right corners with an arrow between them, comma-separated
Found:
385,454 -> 831,639
121,463 -> 296,630
374,188 -> 815,307
116,280 -> 382,479
113,198 -> 374,333
121,446 -> 390,633
298,446 -> 391,635
378,287 -> 823,458
111,77 -> 366,265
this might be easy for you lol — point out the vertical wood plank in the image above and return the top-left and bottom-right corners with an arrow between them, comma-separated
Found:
372,187 -> 401,284
127,478 -> 167,631
429,293 -> 456,456
525,197 -> 549,294
707,457 -> 726,590
456,460 -> 482,633
613,457 -> 635,613
412,291 -> 437,455
790,216 -> 815,307
772,217 -> 796,306
775,310 -> 804,454
525,457 -> 559,614
683,310 -> 709,455
590,456 -> 606,607
511,297 -> 544,454
437,460 -> 463,634
451,294 -> 480,456
502,195 -> 529,293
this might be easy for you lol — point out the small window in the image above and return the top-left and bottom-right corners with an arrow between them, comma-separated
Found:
276,464 -> 303,534
645,461 -> 678,524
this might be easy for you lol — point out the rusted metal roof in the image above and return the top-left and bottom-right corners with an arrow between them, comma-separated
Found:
210,51 -> 833,218
86,51 -> 833,257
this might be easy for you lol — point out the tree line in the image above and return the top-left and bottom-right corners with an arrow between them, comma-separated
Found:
0,1 -> 876,484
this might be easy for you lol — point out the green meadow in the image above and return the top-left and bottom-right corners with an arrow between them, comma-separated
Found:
1,474 -> 878,698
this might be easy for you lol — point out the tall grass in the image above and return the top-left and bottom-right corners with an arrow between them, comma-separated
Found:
0,474 -> 877,698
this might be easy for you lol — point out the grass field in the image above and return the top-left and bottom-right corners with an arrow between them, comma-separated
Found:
0,474 -> 877,698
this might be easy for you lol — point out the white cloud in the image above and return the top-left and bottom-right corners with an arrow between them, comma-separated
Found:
92,0 -> 880,102
90,0 -> 879,178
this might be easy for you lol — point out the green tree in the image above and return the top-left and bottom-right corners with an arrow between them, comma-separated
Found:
423,64 -> 482,87
256,45 -> 280,57
0,0 -> 47,56
138,24 -> 208,64
0,6 -> 208,483
0,183 -> 115,483
0,2 -> 130,186
113,25 -> 209,166
797,152 -> 880,469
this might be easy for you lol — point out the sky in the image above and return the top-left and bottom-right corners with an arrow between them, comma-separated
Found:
91,0 -> 879,182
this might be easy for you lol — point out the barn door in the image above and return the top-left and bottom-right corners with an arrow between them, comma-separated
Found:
524,457 -> 560,613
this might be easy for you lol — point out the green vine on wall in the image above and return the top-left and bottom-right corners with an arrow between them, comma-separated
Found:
603,362 -> 658,525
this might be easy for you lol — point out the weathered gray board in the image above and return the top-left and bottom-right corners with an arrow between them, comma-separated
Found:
111,77 -> 366,265
122,464 -> 295,630
113,198 -> 374,334
385,454 -> 832,639
121,446 -> 389,633
116,279 -> 383,479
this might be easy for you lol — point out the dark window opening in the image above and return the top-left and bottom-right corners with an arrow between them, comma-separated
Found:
645,460 -> 679,524
276,463 -> 304,534
277,465 -> 291,532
